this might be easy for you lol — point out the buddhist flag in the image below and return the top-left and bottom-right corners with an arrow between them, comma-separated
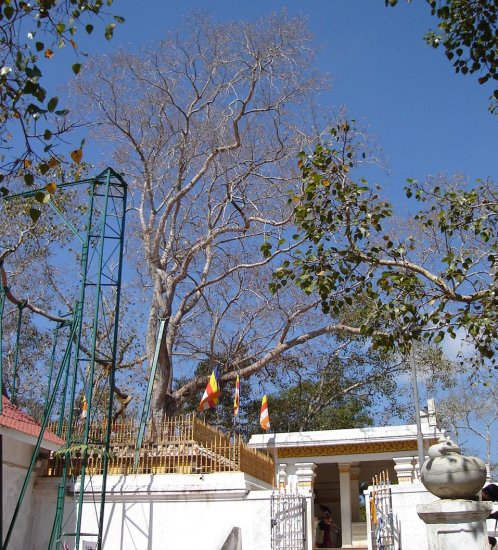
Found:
370,493 -> 377,527
233,374 -> 240,416
80,396 -> 88,421
199,367 -> 221,411
260,394 -> 270,431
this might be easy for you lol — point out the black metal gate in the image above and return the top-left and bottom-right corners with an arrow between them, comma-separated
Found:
271,492 -> 307,550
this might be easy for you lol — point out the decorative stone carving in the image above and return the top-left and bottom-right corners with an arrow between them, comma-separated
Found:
393,456 -> 416,484
420,438 -> 486,499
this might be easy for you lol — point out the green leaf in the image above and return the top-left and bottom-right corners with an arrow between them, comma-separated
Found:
434,332 -> 444,344
43,129 -> 52,140
3,5 -> 15,19
47,96 -> 58,112
29,208 -> 41,222
35,191 -> 51,204
0,186 -> 9,197
24,173 -> 34,186
105,23 -> 116,40
72,63 -> 82,75
35,42 -> 44,52
114,15 -> 125,23
56,22 -> 66,34
85,24 -> 94,34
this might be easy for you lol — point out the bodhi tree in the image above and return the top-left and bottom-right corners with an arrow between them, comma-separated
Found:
269,121 -> 497,369
72,13 -> 399,424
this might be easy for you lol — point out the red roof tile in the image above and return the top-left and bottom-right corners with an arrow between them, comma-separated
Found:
0,396 -> 64,446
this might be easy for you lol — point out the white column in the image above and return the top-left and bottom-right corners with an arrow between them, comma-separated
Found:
295,462 -> 316,496
296,462 -> 317,550
393,456 -> 416,484
349,463 -> 360,522
338,462 -> 352,547
277,463 -> 288,492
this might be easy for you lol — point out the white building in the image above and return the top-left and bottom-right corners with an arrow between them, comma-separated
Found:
2,406 -> 451,550
248,410 -> 443,549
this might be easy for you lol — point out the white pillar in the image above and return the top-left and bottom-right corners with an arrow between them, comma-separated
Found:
277,463 -> 288,492
393,456 -> 416,484
350,463 -> 360,522
296,462 -> 316,550
339,462 -> 353,547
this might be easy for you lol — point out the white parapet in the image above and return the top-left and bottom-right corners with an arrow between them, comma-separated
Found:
417,499 -> 493,550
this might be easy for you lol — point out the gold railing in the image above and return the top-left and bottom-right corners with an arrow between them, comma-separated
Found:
46,414 -> 274,486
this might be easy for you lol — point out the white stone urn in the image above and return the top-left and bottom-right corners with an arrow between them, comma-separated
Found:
421,438 -> 486,499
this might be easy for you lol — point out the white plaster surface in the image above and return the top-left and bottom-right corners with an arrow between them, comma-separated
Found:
2,438 -> 39,550
74,473 -> 275,550
417,500 -> 492,550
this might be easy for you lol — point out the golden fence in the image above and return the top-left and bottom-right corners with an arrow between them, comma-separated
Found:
46,414 -> 274,486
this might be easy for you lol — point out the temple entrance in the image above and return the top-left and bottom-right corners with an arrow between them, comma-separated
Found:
313,460 -> 395,548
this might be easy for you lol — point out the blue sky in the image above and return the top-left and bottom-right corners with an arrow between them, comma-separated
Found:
77,0 -> 496,211
37,2 -> 496,452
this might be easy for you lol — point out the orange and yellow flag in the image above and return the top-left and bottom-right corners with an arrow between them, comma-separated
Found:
260,394 -> 270,431
233,374 -> 240,416
199,367 -> 221,411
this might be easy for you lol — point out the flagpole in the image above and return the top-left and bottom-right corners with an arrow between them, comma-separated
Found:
410,345 -> 425,469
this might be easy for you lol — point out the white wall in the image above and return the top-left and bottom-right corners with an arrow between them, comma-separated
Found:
74,473 -> 275,550
28,473 -> 273,550
2,437 -> 38,550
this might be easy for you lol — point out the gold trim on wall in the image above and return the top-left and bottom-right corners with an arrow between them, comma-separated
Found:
277,439 -> 437,459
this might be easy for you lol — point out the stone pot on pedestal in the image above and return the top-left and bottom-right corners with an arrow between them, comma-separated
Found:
417,438 -> 491,550
420,438 -> 486,499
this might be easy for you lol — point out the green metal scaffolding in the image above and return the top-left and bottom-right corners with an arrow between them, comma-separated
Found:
1,168 -> 127,550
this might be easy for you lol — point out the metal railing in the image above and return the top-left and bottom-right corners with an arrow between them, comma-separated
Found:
46,414 -> 275,486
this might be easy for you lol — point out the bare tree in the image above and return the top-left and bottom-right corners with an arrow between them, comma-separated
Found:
438,379 -> 498,478
71,12 -> 382,421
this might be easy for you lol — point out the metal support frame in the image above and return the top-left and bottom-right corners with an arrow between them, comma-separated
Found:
134,318 -> 167,471
1,168 -> 127,550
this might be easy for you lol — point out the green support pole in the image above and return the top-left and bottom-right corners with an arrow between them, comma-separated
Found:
134,318 -> 167,472
0,286 -> 5,415
74,170 -> 115,550
98,170 -> 127,549
11,302 -> 26,405
2,316 -> 80,550
44,323 -> 61,416
2,169 -> 127,550
57,333 -> 74,437
52,184 -> 96,550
